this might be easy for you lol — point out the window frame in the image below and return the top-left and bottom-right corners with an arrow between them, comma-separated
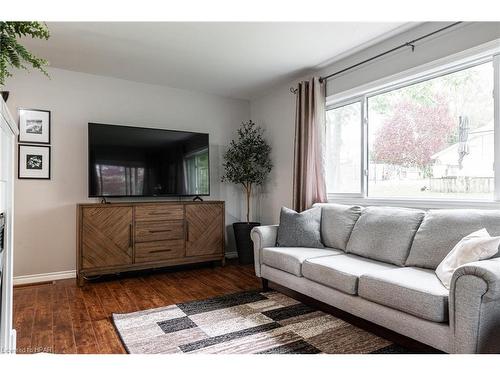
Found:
325,98 -> 365,198
325,39 -> 500,209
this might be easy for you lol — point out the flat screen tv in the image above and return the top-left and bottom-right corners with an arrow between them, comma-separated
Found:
88,123 -> 210,197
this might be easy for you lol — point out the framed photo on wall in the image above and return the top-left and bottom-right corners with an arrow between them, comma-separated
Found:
18,108 -> 51,144
18,144 -> 51,180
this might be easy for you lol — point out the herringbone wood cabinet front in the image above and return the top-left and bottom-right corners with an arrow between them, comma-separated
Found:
81,206 -> 133,268
186,203 -> 224,257
77,201 -> 225,285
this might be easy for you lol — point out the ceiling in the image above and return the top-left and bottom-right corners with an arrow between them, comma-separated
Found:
21,22 -> 418,100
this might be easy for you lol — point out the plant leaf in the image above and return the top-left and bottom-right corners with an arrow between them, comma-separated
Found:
0,21 -> 50,86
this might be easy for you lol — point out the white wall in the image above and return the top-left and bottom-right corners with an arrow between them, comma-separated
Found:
5,68 -> 250,277
250,22 -> 500,224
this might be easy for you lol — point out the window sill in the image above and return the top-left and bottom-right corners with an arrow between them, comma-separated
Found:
327,195 -> 500,210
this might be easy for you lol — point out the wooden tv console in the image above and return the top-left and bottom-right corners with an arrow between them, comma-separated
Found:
76,201 -> 225,286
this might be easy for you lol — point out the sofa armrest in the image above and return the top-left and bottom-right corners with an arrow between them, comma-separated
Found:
449,257 -> 500,353
250,225 -> 278,277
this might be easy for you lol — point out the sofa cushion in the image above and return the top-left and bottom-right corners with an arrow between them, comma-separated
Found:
276,206 -> 323,248
406,209 -> 500,269
261,247 -> 343,277
345,206 -> 425,266
316,203 -> 363,250
302,254 -> 398,295
358,267 -> 449,323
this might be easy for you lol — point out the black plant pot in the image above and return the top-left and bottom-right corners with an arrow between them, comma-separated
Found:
233,222 -> 260,265
1,91 -> 9,102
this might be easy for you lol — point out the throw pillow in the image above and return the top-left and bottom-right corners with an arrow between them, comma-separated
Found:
276,206 -> 324,248
435,228 -> 500,289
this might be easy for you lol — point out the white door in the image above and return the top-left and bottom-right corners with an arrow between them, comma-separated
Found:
0,99 -> 17,354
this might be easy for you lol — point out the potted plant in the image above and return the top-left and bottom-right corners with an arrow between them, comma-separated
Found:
0,22 -> 50,102
222,120 -> 272,264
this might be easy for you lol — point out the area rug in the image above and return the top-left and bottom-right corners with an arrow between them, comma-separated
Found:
112,290 -> 410,354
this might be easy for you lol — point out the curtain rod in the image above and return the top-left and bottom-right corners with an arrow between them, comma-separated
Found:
290,21 -> 463,94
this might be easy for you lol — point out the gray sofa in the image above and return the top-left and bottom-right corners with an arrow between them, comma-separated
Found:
250,203 -> 500,353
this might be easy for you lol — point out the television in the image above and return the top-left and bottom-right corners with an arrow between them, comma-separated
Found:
88,123 -> 210,197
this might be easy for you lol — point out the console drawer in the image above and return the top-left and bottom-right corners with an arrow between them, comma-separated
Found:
135,205 -> 184,222
135,221 -> 184,242
135,240 -> 185,263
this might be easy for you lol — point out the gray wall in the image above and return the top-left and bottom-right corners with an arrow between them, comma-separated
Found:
250,22 -> 500,224
5,68 -> 250,277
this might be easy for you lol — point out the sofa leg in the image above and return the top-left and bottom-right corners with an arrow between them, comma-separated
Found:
261,278 -> 270,292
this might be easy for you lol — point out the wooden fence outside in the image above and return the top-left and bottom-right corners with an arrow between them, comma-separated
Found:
429,176 -> 493,193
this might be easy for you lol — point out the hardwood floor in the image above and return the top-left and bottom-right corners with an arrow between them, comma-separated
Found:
13,262 -> 261,354
13,262 -> 437,354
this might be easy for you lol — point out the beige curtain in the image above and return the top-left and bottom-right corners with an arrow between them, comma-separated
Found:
292,77 -> 327,212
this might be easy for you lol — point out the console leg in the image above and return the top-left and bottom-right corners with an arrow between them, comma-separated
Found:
77,274 -> 85,287
261,278 -> 269,292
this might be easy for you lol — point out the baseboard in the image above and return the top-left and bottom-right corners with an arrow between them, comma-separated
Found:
13,270 -> 76,286
225,251 -> 238,259
14,254 -> 240,285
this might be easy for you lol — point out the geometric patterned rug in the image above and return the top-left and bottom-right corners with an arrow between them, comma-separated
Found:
112,290 -> 412,354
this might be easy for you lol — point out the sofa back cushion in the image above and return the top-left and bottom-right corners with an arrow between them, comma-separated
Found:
276,206 -> 324,248
406,209 -> 500,269
315,203 -> 363,250
345,206 -> 425,266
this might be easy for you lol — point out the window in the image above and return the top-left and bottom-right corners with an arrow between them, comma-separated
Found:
325,50 -> 500,204
368,62 -> 494,199
325,102 -> 362,194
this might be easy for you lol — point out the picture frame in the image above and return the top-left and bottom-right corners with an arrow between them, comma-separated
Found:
18,108 -> 51,144
18,144 -> 51,180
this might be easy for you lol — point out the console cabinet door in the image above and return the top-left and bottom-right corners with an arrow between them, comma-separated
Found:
185,204 -> 223,257
81,206 -> 133,269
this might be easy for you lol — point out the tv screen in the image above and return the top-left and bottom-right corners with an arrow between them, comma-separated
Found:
88,123 -> 210,197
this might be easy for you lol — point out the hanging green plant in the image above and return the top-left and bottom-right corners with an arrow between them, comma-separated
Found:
0,21 -> 50,86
